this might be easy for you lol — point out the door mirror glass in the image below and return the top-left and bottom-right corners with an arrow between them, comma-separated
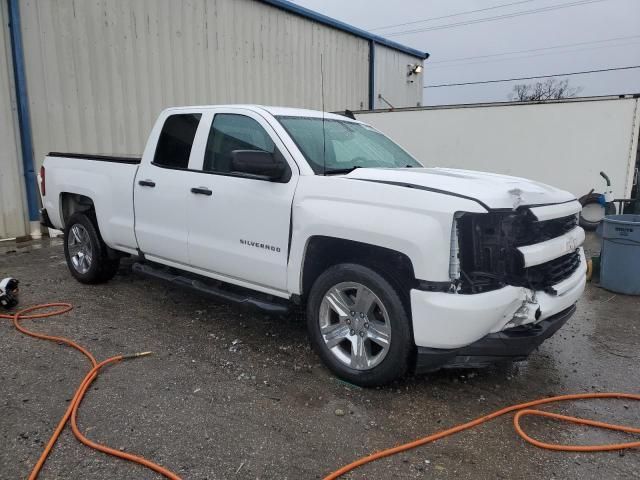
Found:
231,150 -> 285,180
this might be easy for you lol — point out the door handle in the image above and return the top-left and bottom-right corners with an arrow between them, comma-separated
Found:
138,180 -> 156,187
191,187 -> 213,196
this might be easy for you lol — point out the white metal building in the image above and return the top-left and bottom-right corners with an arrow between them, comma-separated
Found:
0,0 -> 428,240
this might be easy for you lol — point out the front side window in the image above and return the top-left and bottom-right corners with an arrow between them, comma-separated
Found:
203,114 -> 276,173
277,116 -> 422,174
153,113 -> 201,169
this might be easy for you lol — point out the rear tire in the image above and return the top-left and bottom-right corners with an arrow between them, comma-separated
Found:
306,263 -> 412,387
578,193 -> 616,231
63,212 -> 119,284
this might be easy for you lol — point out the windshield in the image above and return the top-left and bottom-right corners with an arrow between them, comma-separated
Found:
277,116 -> 422,174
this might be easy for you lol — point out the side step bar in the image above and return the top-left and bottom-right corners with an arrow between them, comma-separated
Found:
132,262 -> 290,314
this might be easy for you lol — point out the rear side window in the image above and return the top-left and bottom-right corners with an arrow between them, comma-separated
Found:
203,114 -> 275,173
153,114 -> 201,169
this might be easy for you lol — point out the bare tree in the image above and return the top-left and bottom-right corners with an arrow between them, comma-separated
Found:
510,78 -> 582,101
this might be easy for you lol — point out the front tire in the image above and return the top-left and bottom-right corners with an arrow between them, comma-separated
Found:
306,263 -> 412,387
63,212 -> 119,284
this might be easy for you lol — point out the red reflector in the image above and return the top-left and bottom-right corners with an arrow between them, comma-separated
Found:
40,165 -> 46,196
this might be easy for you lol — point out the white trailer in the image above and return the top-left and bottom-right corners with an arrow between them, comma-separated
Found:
354,96 -> 640,202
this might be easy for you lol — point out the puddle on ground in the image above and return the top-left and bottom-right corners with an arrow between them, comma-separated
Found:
0,237 -> 64,256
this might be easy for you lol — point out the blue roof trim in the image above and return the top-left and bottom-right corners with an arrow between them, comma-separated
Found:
256,0 -> 429,60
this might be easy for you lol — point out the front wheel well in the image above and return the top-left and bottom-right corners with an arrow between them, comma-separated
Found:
301,236 -> 417,306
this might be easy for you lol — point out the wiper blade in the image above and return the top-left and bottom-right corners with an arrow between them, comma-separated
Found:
323,166 -> 361,175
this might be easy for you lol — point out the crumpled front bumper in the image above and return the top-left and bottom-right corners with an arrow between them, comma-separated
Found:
414,304 -> 575,373
410,248 -> 586,350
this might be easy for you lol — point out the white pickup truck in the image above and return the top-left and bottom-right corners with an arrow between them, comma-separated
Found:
40,105 -> 586,386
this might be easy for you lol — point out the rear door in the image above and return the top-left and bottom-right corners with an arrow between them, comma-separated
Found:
134,112 -> 203,265
185,108 -> 298,293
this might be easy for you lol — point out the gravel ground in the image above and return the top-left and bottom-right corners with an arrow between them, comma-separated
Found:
0,236 -> 638,480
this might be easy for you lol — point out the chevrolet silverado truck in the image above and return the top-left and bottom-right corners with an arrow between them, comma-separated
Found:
40,105 -> 586,386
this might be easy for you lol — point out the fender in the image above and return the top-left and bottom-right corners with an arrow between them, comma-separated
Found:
286,175 -> 486,295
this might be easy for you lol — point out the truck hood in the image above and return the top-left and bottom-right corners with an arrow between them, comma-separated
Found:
346,167 -> 576,210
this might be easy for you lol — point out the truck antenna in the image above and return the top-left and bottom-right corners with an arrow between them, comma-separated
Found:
321,53 -> 326,176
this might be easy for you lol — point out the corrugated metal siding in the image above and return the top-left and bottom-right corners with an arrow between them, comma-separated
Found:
18,0 -> 370,164
0,1 -> 28,239
373,44 -> 423,109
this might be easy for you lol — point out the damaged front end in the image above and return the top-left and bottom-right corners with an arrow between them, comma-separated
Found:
451,209 -> 581,295
413,204 -> 586,372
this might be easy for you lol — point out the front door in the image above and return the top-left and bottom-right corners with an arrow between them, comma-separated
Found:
185,109 -> 298,293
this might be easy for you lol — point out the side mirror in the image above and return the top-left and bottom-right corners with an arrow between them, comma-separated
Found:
231,150 -> 285,180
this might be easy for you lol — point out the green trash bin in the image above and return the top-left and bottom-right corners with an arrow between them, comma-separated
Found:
600,214 -> 640,295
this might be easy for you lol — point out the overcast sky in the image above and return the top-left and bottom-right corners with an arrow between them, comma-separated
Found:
290,0 -> 640,106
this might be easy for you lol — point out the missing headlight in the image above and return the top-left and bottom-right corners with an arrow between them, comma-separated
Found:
455,211 -> 526,294
454,210 -> 581,294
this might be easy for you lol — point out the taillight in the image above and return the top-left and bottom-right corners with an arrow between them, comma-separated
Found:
40,165 -> 46,196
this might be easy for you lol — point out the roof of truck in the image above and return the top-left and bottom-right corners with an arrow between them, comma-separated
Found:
163,105 -> 360,122
260,106 -> 358,121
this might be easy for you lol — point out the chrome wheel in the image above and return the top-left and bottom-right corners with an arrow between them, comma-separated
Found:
67,224 -> 93,274
318,282 -> 391,371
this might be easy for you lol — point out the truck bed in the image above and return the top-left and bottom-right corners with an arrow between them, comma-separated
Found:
48,152 -> 141,164
42,152 -> 141,254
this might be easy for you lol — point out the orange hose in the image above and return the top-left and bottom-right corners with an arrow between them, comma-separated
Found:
1,304 -> 181,480
5,304 -> 638,480
324,392 -> 640,479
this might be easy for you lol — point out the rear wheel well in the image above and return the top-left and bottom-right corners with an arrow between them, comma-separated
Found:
301,236 -> 417,307
60,193 -> 95,227
60,193 -> 125,259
